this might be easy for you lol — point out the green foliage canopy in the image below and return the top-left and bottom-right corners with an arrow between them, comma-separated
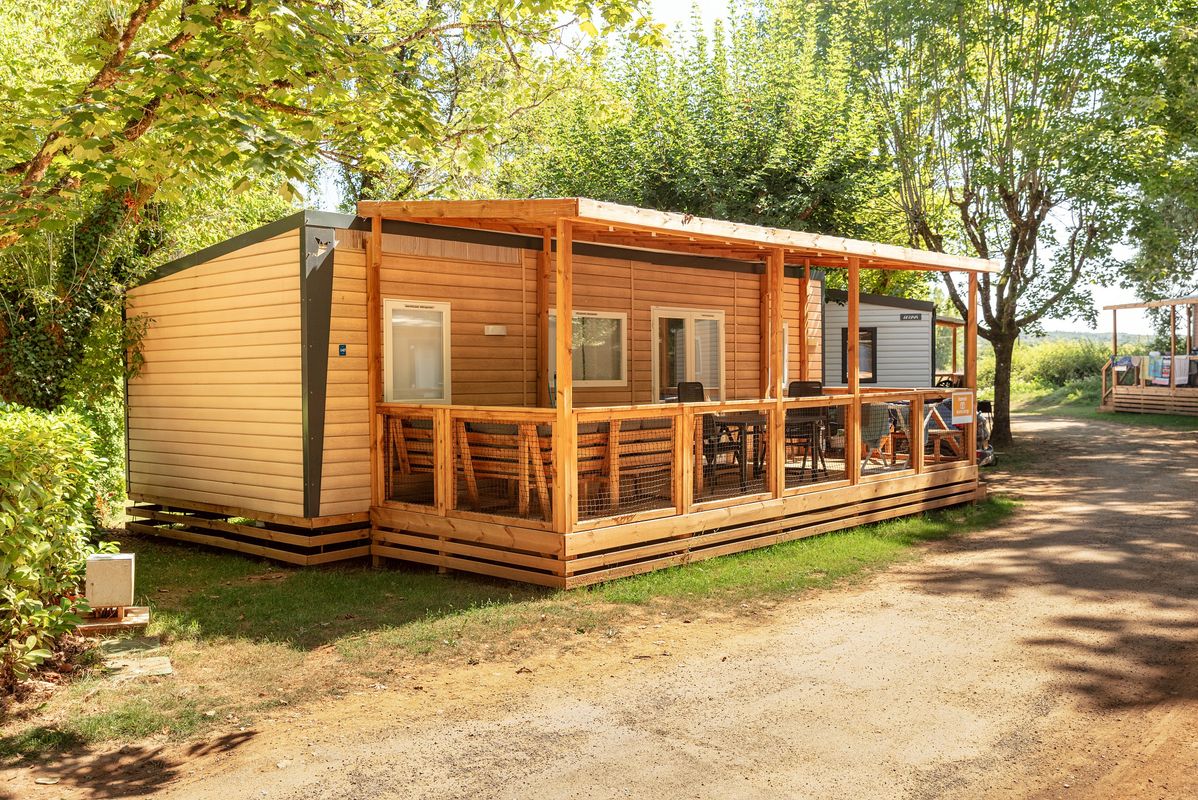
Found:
0,0 -> 660,245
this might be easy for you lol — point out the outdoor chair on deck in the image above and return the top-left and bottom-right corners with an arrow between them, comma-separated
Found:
456,421 -> 552,520
784,380 -> 828,479
679,381 -> 747,490
385,416 -> 435,503
860,403 -> 892,470
924,400 -> 965,462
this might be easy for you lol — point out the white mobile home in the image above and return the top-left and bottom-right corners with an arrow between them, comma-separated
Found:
823,290 -> 936,388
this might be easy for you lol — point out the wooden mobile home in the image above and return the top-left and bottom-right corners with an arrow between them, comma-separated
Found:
125,199 -> 996,586
1100,296 -> 1198,416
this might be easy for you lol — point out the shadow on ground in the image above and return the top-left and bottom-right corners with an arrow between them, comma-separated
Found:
908,414 -> 1198,711
129,534 -> 553,651
0,731 -> 254,800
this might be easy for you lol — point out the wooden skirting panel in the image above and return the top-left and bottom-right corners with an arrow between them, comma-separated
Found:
126,503 -> 371,566
370,468 -> 981,588
1108,387 -> 1198,417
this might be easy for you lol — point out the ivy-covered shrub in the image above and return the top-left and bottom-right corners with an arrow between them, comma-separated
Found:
0,404 -> 109,690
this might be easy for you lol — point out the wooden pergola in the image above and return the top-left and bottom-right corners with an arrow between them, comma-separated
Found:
357,198 -> 1001,585
1102,296 -> 1198,415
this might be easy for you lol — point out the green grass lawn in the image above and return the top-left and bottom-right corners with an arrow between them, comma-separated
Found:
1010,377 -> 1198,431
1,497 -> 1014,763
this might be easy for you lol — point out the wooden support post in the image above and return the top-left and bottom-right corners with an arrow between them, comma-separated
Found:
552,219 -> 576,532
799,261 -> 810,382
910,393 -> 925,474
1171,304 -> 1177,395
675,408 -> 694,515
951,326 -> 959,375
966,272 -> 979,467
536,229 -> 551,407
1112,308 -> 1118,359
367,214 -> 383,508
846,259 -> 861,485
434,407 -> 453,516
769,248 -> 786,497
759,269 -> 771,398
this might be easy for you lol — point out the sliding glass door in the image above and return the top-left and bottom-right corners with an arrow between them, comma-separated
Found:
652,308 -> 725,401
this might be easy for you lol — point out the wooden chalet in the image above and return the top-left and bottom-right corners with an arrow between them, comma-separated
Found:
1100,296 -> 1198,416
125,198 -> 997,586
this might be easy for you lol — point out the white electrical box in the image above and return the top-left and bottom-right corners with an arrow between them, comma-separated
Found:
85,553 -> 135,608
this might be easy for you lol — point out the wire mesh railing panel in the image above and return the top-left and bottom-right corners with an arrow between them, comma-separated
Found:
577,416 -> 675,520
382,413 -> 437,506
693,408 -> 770,503
782,400 -> 848,488
921,395 -> 967,464
452,417 -> 554,521
860,399 -> 914,476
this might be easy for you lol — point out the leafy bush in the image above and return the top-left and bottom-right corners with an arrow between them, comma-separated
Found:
1012,339 -> 1109,386
978,338 -> 1110,392
0,404 -> 111,689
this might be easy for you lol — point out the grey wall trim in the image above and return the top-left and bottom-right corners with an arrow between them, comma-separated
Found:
820,278 -> 828,384
299,224 -> 337,518
140,211 -> 307,285
824,288 -> 935,313
142,208 -> 833,289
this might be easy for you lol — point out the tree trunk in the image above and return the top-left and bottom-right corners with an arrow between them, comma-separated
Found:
989,331 -> 1017,446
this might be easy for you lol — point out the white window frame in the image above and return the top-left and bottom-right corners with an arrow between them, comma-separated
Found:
650,307 -> 727,401
549,309 -> 629,388
382,299 -> 452,403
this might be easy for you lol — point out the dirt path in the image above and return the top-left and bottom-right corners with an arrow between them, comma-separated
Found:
13,414 -> 1198,799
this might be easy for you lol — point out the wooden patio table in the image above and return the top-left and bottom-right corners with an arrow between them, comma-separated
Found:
712,410 -> 768,486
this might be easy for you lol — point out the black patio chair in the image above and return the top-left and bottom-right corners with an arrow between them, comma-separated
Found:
785,380 -> 827,479
678,381 -> 747,489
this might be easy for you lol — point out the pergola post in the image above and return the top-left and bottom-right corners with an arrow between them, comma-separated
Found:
553,218 -> 576,532
769,248 -> 786,497
367,213 -> 383,510
846,258 -> 861,485
1170,304 -> 1177,395
536,229 -> 551,407
966,272 -> 979,466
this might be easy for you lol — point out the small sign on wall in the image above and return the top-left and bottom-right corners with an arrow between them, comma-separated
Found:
951,390 -> 975,424
900,313 -> 923,321
338,344 -> 347,356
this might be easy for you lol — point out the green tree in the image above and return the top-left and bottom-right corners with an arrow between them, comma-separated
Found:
845,0 -> 1168,444
0,0 -> 659,246
1118,2 -> 1198,314
497,2 -> 919,294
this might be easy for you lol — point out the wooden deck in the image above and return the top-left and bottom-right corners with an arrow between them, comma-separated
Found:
371,389 -> 978,587
1101,383 -> 1198,416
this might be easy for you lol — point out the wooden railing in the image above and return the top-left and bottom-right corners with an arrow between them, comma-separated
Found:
1100,360 -> 1113,406
376,388 -> 975,534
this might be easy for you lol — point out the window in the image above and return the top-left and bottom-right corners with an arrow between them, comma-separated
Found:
549,310 -> 627,387
651,308 -> 726,400
383,299 -> 451,402
840,327 -> 878,384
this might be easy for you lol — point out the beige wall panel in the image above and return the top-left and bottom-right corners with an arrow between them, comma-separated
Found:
127,230 -> 304,518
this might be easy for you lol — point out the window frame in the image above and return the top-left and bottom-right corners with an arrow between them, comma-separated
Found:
548,309 -> 629,388
840,326 -> 878,384
650,307 -> 727,401
382,298 -> 452,404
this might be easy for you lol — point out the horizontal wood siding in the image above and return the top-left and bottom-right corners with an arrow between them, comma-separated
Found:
824,299 -> 932,387
127,231 -> 305,516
